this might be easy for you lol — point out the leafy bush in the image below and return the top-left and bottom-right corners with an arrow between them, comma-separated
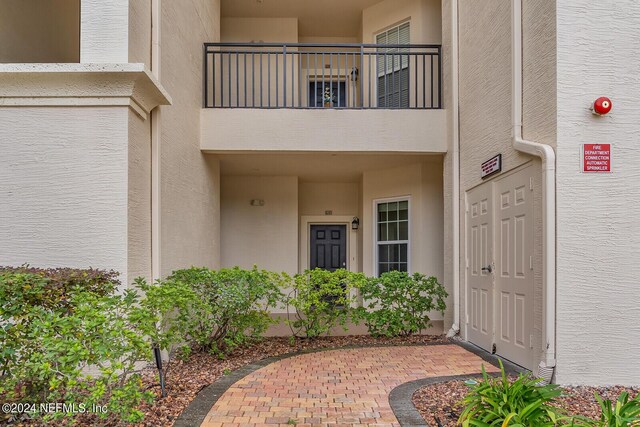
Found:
143,266 -> 287,356
356,271 -> 447,337
286,268 -> 366,338
0,265 -> 118,312
0,269 -> 153,424
458,361 -> 564,427
567,392 -> 640,427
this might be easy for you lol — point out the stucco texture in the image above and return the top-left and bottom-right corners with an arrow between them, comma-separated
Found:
456,0 -> 555,372
127,110 -> 152,283
158,0 -> 222,277
555,0 -> 640,385
81,0 -> 129,63
0,107 -> 129,283
0,0 -> 79,63
362,161 -> 444,292
220,176 -> 299,275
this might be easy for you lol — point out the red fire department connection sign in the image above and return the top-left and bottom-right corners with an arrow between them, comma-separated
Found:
582,144 -> 611,173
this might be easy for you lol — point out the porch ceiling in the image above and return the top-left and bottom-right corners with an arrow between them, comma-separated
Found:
221,0 -> 385,38
217,152 -> 442,183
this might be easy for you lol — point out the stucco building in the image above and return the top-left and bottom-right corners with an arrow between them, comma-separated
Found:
1,0 -> 638,386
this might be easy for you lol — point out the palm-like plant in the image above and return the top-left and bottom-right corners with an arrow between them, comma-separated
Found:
566,392 -> 640,427
458,361 -> 564,427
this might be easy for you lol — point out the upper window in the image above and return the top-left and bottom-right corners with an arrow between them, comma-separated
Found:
309,81 -> 347,108
376,22 -> 410,108
376,199 -> 409,275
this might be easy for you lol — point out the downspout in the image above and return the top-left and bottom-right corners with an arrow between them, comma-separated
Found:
151,0 -> 161,281
512,0 -> 556,376
446,0 -> 461,338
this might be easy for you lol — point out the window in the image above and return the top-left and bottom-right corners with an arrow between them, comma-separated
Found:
376,199 -> 409,275
309,81 -> 347,108
376,22 -> 410,108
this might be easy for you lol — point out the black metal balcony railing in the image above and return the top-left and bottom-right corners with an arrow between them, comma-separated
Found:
203,43 -> 441,109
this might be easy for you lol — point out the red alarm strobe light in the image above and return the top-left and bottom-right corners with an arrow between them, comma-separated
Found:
592,97 -> 612,115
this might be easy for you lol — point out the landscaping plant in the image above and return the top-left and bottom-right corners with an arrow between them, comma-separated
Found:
356,271 -> 447,337
286,268 -> 366,338
566,391 -> 640,427
0,268 -> 154,425
156,266 -> 287,355
458,361 -> 564,427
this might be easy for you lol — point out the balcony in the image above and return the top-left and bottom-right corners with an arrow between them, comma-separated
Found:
201,42 -> 446,154
203,43 -> 441,109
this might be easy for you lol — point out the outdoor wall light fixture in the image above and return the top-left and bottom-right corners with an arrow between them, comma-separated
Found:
250,199 -> 265,206
351,217 -> 360,230
350,67 -> 359,82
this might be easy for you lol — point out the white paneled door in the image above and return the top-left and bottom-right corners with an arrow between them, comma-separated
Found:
466,183 -> 494,353
494,166 -> 534,367
466,165 -> 535,368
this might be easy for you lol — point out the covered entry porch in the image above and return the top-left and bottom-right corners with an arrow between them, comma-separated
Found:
214,152 -> 446,329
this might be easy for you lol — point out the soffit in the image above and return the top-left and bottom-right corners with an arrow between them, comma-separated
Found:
221,0 -> 386,38
218,152 -> 442,182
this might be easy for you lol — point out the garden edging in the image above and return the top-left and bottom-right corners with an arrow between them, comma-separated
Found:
388,340 -> 525,426
173,340 -> 524,427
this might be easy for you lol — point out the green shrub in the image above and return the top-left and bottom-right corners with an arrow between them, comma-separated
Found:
355,271 -> 447,337
458,361 -> 564,427
147,266 -> 287,355
0,265 -> 118,312
567,392 -> 640,427
286,268 -> 366,338
0,269 -> 153,424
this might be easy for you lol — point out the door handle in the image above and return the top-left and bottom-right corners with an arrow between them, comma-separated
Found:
481,265 -> 493,273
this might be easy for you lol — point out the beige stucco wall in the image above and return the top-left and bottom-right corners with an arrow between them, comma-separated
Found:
361,0 -> 441,44
455,0 -> 555,372
220,176 -> 299,279
201,109 -> 446,153
555,1 -> 640,386
440,0 -> 454,331
81,0 -> 129,63
128,0 -> 151,68
299,183 -> 359,217
125,1 -> 152,283
0,107 -> 129,284
0,0 -> 80,63
127,110 -> 152,283
522,0 -> 556,374
158,0 -> 222,277
221,17 -> 298,43
361,160 -> 444,304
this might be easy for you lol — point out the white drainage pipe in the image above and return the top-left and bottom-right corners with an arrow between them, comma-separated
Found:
446,0 -> 461,339
512,0 -> 557,376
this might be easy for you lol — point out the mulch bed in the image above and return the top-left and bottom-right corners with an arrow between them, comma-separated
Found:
412,377 -> 640,427
2,335 -> 448,427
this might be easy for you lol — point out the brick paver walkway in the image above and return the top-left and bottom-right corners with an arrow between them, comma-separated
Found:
201,344 -> 498,427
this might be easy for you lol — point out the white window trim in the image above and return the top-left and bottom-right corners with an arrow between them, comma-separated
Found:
373,196 -> 411,276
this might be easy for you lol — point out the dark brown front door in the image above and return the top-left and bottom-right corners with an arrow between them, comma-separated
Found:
310,224 -> 347,271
